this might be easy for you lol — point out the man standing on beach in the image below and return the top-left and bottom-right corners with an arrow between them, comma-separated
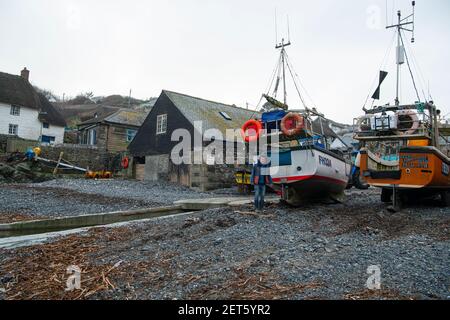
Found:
251,155 -> 272,212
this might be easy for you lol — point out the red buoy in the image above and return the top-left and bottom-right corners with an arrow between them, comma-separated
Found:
121,156 -> 130,169
241,119 -> 263,143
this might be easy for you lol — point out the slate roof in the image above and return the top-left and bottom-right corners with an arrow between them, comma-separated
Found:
78,108 -> 147,128
163,90 -> 259,135
311,117 -> 338,138
0,71 -> 66,127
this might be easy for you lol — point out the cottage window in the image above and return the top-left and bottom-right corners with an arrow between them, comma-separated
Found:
8,124 -> 18,135
10,105 -> 20,116
88,128 -> 97,145
43,122 -> 50,129
156,114 -> 167,134
126,129 -> 137,142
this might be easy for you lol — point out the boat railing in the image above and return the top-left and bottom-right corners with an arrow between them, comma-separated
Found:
353,112 -> 433,141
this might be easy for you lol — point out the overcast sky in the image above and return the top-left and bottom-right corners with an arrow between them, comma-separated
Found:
1,0 -> 449,123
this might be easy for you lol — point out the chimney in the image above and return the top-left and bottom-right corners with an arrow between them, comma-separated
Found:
20,67 -> 30,81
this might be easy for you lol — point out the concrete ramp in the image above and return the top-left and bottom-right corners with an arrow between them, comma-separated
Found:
174,196 -> 280,210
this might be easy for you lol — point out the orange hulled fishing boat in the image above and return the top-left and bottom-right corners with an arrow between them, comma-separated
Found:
354,2 -> 449,209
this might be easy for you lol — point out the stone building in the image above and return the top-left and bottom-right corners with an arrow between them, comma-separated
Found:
128,90 -> 259,190
77,109 -> 147,153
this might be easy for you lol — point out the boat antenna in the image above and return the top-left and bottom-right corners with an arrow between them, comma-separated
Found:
386,1 -> 416,106
287,14 -> 291,43
275,9 -> 278,46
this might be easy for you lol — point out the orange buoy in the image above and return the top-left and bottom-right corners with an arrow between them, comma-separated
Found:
281,113 -> 305,136
121,156 -> 130,169
241,120 -> 262,143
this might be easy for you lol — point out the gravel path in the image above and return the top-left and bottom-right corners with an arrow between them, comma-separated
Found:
0,188 -> 448,300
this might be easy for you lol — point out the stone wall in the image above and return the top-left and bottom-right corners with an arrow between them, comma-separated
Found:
189,163 -> 235,191
0,134 -> 38,153
40,144 -> 115,171
139,152 -> 237,191
0,134 -> 8,153
144,154 -> 169,181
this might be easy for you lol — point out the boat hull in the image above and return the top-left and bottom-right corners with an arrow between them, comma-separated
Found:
359,146 -> 450,190
270,147 -> 351,206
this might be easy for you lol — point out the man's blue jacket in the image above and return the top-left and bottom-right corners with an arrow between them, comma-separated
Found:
250,160 -> 273,185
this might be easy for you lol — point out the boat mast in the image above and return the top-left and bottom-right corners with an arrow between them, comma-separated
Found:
395,11 -> 402,106
276,38 -> 291,106
386,1 -> 416,106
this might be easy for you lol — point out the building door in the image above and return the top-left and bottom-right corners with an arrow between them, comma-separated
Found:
41,135 -> 55,144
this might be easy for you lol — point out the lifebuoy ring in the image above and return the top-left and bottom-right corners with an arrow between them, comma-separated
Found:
281,113 -> 304,136
395,110 -> 420,135
356,115 -> 372,132
241,119 -> 262,143
121,156 -> 130,169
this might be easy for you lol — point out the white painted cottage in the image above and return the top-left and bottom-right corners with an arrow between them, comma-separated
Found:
0,68 -> 66,144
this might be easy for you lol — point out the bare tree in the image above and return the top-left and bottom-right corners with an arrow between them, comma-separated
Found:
33,86 -> 60,102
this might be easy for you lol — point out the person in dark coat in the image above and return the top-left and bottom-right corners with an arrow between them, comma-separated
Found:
250,155 -> 273,212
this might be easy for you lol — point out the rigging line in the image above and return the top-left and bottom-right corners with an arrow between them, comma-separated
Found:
273,53 -> 283,98
247,48 -> 283,120
381,31 -> 396,70
385,0 -> 388,27
399,30 -> 421,102
403,37 -> 426,96
266,56 -> 280,94
264,54 -> 282,97
284,54 -> 308,109
248,94 -> 265,121
362,31 -> 396,109
403,36 -> 430,101
284,52 -> 318,110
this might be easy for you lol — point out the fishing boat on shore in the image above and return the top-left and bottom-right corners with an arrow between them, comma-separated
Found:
241,38 -> 351,206
354,2 -> 450,209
